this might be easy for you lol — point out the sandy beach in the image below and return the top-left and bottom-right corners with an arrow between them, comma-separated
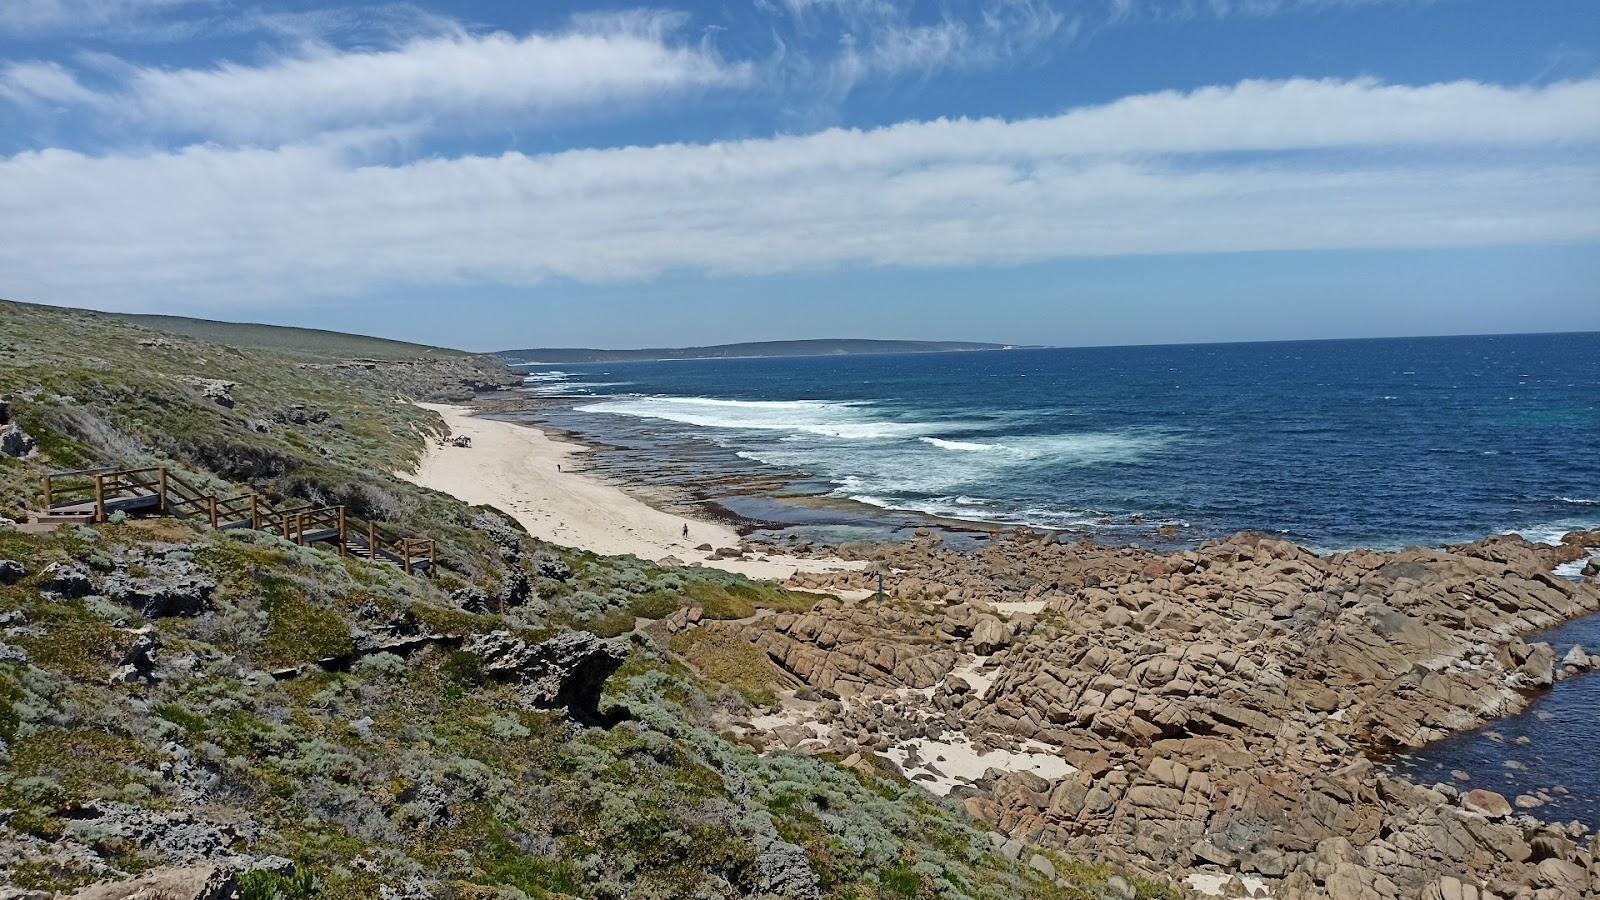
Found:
401,403 -> 863,582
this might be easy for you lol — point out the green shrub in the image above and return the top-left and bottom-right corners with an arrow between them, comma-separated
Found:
239,868 -> 322,900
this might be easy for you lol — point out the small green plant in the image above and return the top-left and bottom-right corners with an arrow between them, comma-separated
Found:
238,868 -> 321,900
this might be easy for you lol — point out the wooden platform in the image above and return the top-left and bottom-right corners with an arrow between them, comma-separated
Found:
39,466 -> 436,576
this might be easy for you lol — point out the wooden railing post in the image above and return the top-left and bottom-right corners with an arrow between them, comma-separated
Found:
368,522 -> 377,558
208,496 -> 218,528
250,496 -> 259,530
428,541 -> 435,578
336,507 -> 347,555
157,467 -> 168,513
93,474 -> 106,523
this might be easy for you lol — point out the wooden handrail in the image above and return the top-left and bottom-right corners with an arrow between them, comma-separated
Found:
42,466 -> 435,576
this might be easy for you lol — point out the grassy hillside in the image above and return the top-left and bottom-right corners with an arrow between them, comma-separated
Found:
0,302 -> 1159,899
113,311 -> 481,361
499,339 -> 1015,364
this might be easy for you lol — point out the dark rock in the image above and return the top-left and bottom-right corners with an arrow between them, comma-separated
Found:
494,569 -> 532,609
41,561 -> 93,598
0,559 -> 25,584
451,586 -> 492,615
471,511 -> 524,560
461,630 -> 626,718
183,378 -> 235,408
109,628 -> 161,683
0,423 -> 36,458
534,555 -> 572,582
269,406 -> 330,426
100,559 -> 216,617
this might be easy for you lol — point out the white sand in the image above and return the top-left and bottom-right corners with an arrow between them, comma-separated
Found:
884,734 -> 1075,796
401,404 -> 862,582
992,599 -> 1048,615
1185,871 -> 1274,898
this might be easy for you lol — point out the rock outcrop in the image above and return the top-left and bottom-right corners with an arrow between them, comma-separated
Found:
462,630 -> 627,718
746,528 -> 1600,899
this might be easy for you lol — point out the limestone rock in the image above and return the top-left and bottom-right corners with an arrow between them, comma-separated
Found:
62,863 -> 236,900
461,630 -> 626,718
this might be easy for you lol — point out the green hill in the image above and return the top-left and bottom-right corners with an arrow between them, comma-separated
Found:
112,311 -> 477,361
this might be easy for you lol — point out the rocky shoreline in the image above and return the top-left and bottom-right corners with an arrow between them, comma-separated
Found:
701,528 -> 1600,899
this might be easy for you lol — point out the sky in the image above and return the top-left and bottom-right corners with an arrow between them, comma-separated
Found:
1,0 -> 1597,351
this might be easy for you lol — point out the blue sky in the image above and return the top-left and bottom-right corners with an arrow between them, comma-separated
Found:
1,0 -> 1597,351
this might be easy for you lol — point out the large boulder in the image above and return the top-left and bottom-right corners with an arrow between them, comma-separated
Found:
461,630 -> 626,719
1461,789 -> 1512,819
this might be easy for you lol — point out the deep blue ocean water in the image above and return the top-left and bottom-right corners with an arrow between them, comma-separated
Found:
524,332 -> 1600,551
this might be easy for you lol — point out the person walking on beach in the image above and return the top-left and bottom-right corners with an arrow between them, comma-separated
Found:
682,523 -> 689,540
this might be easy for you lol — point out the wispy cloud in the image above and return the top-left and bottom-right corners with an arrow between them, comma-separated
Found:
0,11 -> 751,143
0,0 -> 216,39
762,0 -> 1068,117
1105,0 -> 1442,23
0,61 -> 103,107
4,77 -> 1596,311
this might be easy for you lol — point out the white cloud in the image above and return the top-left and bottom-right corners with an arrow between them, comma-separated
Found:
0,61 -> 101,107
3,13 -> 750,143
2,77 -> 1596,311
764,0 -> 1067,115
0,0 -> 213,37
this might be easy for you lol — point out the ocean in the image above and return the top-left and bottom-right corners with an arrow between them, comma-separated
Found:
520,332 -> 1600,552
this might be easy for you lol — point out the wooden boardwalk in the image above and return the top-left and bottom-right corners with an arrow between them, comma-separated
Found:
40,467 -> 435,575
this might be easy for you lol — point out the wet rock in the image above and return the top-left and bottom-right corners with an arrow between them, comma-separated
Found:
461,630 -> 626,718
0,559 -> 25,584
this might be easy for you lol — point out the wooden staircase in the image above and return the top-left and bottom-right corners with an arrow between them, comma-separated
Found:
40,467 -> 436,576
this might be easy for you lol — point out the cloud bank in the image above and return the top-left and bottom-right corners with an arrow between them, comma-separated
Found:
1,11 -> 751,142
3,77 -> 1596,311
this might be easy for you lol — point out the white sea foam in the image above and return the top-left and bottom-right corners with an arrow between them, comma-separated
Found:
919,437 -> 996,452
1504,524 -> 1589,546
521,370 -> 577,383
576,396 -> 969,440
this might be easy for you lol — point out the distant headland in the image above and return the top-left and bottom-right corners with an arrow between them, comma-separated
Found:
497,338 -> 1030,364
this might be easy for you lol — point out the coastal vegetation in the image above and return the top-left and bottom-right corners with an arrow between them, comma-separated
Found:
0,300 -> 1143,898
